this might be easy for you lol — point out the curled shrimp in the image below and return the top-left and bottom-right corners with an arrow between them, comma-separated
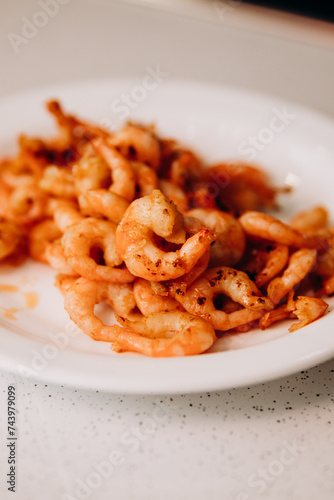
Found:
167,249 -> 210,299
180,267 -> 273,331
186,208 -> 246,267
0,218 -> 21,260
109,311 -> 216,357
29,219 -> 62,263
62,217 -> 134,283
160,140 -> 203,188
110,123 -> 161,170
254,243 -> 289,288
39,166 -> 76,198
133,278 -> 179,315
74,142 -> 134,223
64,277 -> 138,341
115,190 -> 215,281
239,211 -> 325,250
3,180 -> 47,226
54,273 -> 78,296
132,161 -> 159,197
45,239 -> 79,275
159,179 -> 188,213
205,163 -> 278,213
91,139 -> 135,202
267,249 -> 317,305
80,189 -> 130,224
290,206 -> 329,235
48,199 -> 83,232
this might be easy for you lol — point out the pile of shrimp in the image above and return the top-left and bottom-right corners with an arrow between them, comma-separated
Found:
1,100 -> 333,357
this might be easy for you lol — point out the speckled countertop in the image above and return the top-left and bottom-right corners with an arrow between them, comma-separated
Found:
1,1 -> 334,499
1,361 -> 334,499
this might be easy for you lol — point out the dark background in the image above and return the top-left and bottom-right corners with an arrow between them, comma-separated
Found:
244,1 -> 334,22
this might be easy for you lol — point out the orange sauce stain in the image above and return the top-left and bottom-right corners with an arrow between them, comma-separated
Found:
1,308 -> 20,320
0,285 -> 18,293
23,291 -> 39,309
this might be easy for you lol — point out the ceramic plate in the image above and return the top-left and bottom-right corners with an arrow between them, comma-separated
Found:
0,79 -> 333,393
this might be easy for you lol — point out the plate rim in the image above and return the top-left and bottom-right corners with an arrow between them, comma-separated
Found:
1,77 -> 334,394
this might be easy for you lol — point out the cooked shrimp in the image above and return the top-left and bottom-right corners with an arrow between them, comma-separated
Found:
48,199 -> 84,232
239,211 -> 325,250
259,304 -> 292,329
186,208 -> 246,267
110,123 -> 161,170
0,218 -> 21,260
323,275 -> 334,296
167,249 -> 210,299
132,161 -> 159,197
267,249 -> 317,305
316,235 -> 334,277
91,139 -> 136,202
159,179 -> 188,213
206,163 -> 278,213
180,267 -> 273,331
62,218 -> 134,282
115,190 -> 215,281
39,165 -> 76,198
108,311 -> 216,356
79,189 -> 130,224
45,239 -> 78,275
289,296 -> 328,332
160,140 -> 203,188
74,143 -> 133,223
255,243 -> 289,288
73,148 -> 111,195
29,219 -> 62,263
54,273 -> 77,295
133,278 -> 179,315
290,206 -> 329,235
4,180 -> 47,226
64,277 -> 138,341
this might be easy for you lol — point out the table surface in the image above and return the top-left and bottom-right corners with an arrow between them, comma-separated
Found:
0,1 -> 333,499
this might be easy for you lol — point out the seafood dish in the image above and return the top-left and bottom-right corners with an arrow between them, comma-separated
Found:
1,101 -> 333,357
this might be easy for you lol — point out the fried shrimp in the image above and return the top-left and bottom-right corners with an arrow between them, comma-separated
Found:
64,277 -> 138,341
115,190 -> 215,281
205,163 -> 278,213
186,208 -> 246,267
167,250 -> 210,299
1,99 -> 332,358
180,267 -> 273,331
91,139 -> 136,202
48,199 -> 83,232
267,249 -> 317,305
132,161 -> 159,197
108,311 -> 216,356
254,243 -> 289,288
62,217 -> 134,282
4,180 -> 47,226
288,296 -> 328,332
73,143 -> 134,223
39,165 -> 76,198
45,239 -> 78,275
0,219 -> 21,260
110,123 -> 161,170
239,211 -> 324,250
290,206 -> 329,235
133,278 -> 179,315
29,219 -> 62,263
159,179 -> 188,213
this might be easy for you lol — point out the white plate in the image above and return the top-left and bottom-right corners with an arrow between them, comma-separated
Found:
1,79 -> 334,394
